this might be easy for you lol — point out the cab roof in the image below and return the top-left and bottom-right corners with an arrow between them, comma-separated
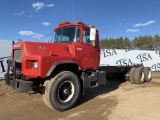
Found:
54,20 -> 94,31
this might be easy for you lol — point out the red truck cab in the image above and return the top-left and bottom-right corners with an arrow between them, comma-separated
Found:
9,20 -> 100,79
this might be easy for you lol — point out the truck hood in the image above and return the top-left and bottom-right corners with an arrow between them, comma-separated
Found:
13,41 -> 74,57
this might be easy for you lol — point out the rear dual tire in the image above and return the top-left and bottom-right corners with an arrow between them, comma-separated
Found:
129,66 -> 151,85
129,67 -> 136,84
134,66 -> 145,85
144,67 -> 152,82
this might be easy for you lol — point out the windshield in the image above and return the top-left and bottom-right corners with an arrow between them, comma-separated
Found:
54,27 -> 80,43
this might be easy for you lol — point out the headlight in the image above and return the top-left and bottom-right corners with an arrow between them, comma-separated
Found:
33,61 -> 38,69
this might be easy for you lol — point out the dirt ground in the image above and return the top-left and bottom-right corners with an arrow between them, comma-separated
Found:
0,72 -> 160,120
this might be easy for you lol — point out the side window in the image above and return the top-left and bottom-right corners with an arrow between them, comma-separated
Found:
83,30 -> 91,44
83,29 -> 96,47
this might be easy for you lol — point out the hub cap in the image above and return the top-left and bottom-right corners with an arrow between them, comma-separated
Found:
58,81 -> 74,102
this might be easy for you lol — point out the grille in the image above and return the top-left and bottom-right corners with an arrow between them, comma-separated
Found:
13,49 -> 22,63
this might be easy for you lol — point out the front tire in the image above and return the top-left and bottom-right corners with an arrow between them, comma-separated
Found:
42,80 -> 53,109
48,71 -> 80,111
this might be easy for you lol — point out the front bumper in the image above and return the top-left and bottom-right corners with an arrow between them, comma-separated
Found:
4,60 -> 33,92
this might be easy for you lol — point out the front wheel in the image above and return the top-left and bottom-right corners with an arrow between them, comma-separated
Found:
46,71 -> 80,111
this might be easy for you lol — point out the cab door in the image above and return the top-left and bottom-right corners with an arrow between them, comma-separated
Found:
80,29 -> 100,70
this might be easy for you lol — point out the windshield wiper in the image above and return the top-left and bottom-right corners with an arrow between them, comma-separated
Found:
55,41 -> 72,44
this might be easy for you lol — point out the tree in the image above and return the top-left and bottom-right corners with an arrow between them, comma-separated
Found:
100,34 -> 160,50
124,37 -> 131,49
153,34 -> 160,50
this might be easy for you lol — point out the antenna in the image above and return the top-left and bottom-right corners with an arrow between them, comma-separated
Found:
72,1 -> 75,22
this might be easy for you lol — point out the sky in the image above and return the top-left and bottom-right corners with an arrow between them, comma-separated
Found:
0,0 -> 160,42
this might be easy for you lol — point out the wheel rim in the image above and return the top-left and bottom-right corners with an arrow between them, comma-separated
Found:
140,72 -> 145,82
148,70 -> 152,79
58,81 -> 74,103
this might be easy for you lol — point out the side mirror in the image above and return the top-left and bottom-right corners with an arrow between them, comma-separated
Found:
90,28 -> 96,41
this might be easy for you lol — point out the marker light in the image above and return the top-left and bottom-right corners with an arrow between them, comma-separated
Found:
75,20 -> 84,24
50,51 -> 53,56
58,21 -> 71,26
